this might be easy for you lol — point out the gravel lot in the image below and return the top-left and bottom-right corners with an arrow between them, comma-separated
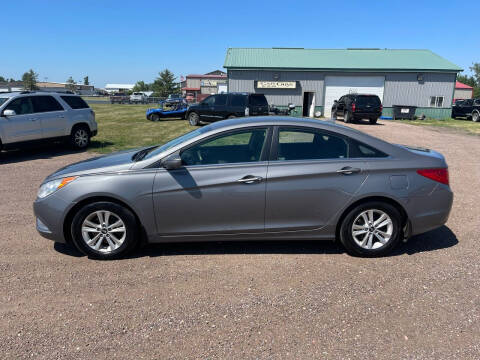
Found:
1,120 -> 479,359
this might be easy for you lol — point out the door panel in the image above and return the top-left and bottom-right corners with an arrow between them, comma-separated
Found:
265,160 -> 367,231
152,163 -> 267,235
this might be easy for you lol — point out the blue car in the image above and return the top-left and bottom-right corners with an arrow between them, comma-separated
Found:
146,99 -> 188,121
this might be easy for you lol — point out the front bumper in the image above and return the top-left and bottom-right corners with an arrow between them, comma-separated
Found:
33,194 -> 73,243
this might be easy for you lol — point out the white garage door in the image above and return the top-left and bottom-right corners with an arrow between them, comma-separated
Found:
324,76 -> 385,117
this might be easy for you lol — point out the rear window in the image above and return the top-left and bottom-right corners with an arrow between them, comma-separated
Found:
229,94 -> 247,107
249,94 -> 268,106
31,96 -> 64,112
356,96 -> 381,106
349,139 -> 388,158
61,96 -> 89,109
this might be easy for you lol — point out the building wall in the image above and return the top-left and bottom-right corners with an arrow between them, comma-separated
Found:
454,88 -> 473,100
228,70 -> 456,118
186,78 -> 201,88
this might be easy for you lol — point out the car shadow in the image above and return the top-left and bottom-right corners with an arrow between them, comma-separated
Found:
53,225 -> 458,259
0,143 -> 85,165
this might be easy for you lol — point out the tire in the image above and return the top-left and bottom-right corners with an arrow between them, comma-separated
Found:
472,111 -> 480,122
332,110 -> 337,120
369,117 -> 378,125
344,111 -> 351,123
188,112 -> 200,126
339,201 -> 402,257
71,201 -> 139,260
151,113 -> 160,122
70,125 -> 90,150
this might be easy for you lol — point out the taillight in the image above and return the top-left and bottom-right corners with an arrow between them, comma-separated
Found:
417,168 -> 449,185
351,103 -> 356,112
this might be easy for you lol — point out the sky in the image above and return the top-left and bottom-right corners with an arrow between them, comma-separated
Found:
1,0 -> 478,87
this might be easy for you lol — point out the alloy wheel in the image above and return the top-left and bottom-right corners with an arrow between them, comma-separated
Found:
351,209 -> 393,250
81,210 -> 126,253
74,129 -> 89,148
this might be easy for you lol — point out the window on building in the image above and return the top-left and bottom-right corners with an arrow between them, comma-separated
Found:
429,96 -> 444,108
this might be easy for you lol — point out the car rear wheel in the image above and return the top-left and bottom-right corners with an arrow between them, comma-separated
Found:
188,112 -> 200,126
339,201 -> 402,257
369,117 -> 378,124
151,113 -> 160,122
70,125 -> 90,150
344,111 -> 351,123
71,201 -> 139,260
473,112 -> 479,122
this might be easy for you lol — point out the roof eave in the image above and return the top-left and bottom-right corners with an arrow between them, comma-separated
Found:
224,66 -> 462,73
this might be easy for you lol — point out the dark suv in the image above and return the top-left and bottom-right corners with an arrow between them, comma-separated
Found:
332,94 -> 383,124
452,98 -> 480,122
186,93 -> 269,126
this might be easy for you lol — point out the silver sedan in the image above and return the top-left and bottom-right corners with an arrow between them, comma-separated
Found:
33,117 -> 453,259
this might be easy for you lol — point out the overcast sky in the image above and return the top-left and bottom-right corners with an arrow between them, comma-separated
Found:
2,0 -> 478,87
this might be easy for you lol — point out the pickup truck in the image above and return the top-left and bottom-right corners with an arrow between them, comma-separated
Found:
452,98 -> 480,122
130,92 -> 146,104
110,93 -> 130,104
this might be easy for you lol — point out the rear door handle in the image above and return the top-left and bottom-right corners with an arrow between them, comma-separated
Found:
237,175 -> 263,184
337,167 -> 361,175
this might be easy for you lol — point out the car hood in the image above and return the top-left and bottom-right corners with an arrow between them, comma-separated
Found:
45,148 -> 143,181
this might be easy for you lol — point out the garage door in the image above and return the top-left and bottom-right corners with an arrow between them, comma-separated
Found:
324,76 -> 385,117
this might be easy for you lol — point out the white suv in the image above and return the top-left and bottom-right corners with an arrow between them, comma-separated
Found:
0,92 -> 98,150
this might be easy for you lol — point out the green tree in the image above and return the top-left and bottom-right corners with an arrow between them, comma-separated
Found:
151,69 -> 179,97
83,76 -> 89,85
66,76 -> 76,92
22,69 -> 38,90
456,73 -> 476,88
132,80 -> 150,92
0,76 -> 6,82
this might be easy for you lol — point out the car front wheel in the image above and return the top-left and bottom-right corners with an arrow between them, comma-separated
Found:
71,201 -> 139,260
188,112 -> 200,126
473,112 -> 479,122
339,202 -> 402,257
151,113 -> 160,122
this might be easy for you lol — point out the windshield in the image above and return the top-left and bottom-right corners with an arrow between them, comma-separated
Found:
0,98 -> 9,106
142,126 -> 212,161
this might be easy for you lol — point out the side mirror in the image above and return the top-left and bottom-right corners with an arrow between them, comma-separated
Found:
162,154 -> 183,170
2,109 -> 16,117
288,103 -> 295,110
333,100 -> 338,103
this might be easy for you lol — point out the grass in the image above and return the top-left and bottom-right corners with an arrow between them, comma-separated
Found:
397,117 -> 480,136
89,103 -> 192,154
82,96 -> 110,102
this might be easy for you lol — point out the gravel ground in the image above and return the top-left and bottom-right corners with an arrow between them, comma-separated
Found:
0,120 -> 479,359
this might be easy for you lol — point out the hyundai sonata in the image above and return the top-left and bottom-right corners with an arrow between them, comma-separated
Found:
34,117 -> 453,259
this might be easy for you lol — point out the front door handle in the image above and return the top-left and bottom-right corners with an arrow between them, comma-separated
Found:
337,166 -> 361,175
237,175 -> 263,184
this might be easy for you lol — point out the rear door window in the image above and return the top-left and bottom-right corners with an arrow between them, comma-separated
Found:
61,96 -> 90,109
276,128 -> 348,160
31,96 -> 64,113
229,94 -> 247,107
214,94 -> 227,106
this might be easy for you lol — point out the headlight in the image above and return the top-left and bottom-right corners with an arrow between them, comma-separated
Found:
37,177 -> 78,199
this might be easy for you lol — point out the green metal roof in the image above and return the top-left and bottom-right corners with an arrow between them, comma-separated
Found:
224,48 -> 462,72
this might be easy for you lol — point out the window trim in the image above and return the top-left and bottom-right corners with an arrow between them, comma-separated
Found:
270,125 -> 388,162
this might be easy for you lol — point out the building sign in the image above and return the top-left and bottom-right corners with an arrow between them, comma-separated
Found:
256,81 -> 297,89
201,79 -> 226,87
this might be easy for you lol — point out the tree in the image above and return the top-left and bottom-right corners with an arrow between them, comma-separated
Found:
456,73 -> 476,88
0,76 -> 6,82
132,80 -> 150,92
151,69 -> 179,97
83,76 -> 89,86
66,76 -> 76,92
22,69 -> 38,90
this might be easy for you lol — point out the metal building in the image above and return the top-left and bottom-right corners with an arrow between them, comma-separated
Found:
224,48 -> 462,119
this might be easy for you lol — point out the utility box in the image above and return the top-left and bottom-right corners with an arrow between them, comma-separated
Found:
393,105 -> 417,120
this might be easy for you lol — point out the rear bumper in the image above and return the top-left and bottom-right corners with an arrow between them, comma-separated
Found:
407,185 -> 453,236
